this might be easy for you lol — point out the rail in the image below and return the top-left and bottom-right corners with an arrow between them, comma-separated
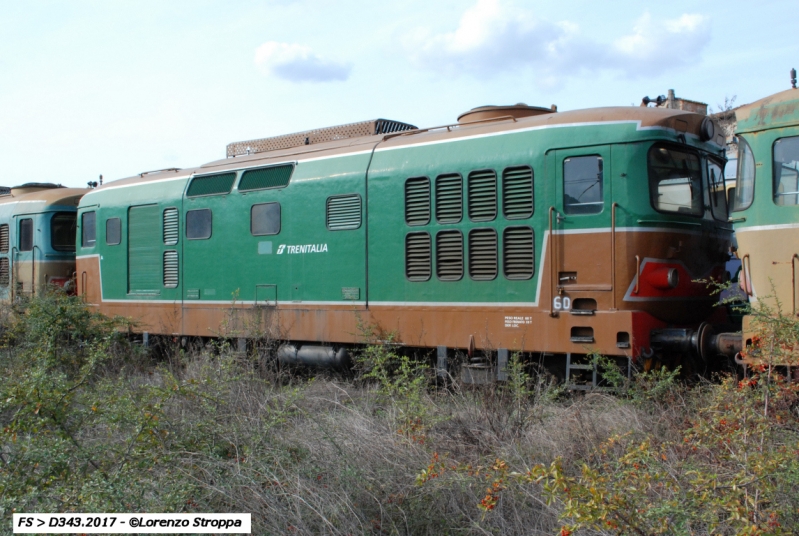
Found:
549,207 -> 557,317
634,255 -> 641,294
611,203 -> 618,310
10,246 -> 17,301
741,254 -> 752,296
32,245 -> 40,297
793,254 -> 799,315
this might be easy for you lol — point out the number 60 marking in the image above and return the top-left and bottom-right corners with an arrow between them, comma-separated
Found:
553,296 -> 571,311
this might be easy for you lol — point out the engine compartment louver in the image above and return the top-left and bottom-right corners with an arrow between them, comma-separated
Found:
163,208 -> 179,245
0,224 -> 8,253
503,226 -> 534,280
502,166 -> 534,219
326,195 -> 362,230
435,174 -> 463,223
405,232 -> 431,281
436,230 -> 463,280
468,170 -> 497,221
163,250 -> 179,288
226,118 -> 417,157
239,165 -> 293,191
186,172 -> 236,197
405,177 -> 431,226
0,258 -> 8,287
469,228 -> 498,280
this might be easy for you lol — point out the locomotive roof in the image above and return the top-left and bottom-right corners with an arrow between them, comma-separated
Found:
90,105 -> 719,192
0,187 -> 87,208
735,88 -> 799,134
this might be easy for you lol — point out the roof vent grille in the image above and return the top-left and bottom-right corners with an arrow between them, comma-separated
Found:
227,119 -> 417,157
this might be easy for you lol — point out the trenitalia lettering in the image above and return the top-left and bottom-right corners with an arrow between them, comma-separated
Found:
276,244 -> 328,254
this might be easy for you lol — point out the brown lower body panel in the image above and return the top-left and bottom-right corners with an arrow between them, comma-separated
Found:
85,298 -> 667,358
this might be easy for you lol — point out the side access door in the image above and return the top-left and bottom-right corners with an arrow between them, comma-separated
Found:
13,213 -> 37,297
547,145 -> 614,314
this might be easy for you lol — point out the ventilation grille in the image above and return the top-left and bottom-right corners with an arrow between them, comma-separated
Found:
326,195 -> 362,230
436,231 -> 463,280
163,250 -> 179,288
226,119 -> 417,157
0,224 -> 8,253
0,258 -> 8,287
503,227 -> 534,280
503,166 -> 534,219
435,174 -> 462,223
469,228 -> 498,280
163,208 -> 178,245
405,177 -> 430,225
186,172 -> 236,197
468,170 -> 497,221
239,165 -> 293,191
405,232 -> 431,281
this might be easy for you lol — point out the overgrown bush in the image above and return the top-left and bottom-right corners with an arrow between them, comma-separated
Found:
3,291 -> 798,535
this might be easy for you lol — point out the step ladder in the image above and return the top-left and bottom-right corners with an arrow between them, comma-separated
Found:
565,353 -> 632,391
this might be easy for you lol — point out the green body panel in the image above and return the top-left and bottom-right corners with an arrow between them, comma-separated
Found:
732,126 -> 799,229
736,89 -> 799,135
181,155 -> 368,304
732,89 -> 799,229
78,120 -> 728,307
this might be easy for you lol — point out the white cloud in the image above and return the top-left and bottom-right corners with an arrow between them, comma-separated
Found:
404,1 -> 711,85
254,41 -> 352,82
613,13 -> 711,74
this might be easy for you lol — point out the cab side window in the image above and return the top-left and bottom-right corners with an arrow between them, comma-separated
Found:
82,211 -> 96,247
19,218 -> 33,251
773,136 -> 799,206
564,156 -> 603,214
186,209 -> 212,240
251,203 -> 281,235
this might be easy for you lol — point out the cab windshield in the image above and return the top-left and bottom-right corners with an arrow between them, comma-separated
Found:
733,135 -> 755,211
648,144 -> 703,216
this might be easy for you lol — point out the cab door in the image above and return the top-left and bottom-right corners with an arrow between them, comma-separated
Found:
548,146 -> 614,313
13,214 -> 36,297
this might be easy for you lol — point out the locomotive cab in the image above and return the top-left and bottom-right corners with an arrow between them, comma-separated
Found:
0,183 -> 86,302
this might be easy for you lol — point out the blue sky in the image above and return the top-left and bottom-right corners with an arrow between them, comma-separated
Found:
0,0 -> 796,188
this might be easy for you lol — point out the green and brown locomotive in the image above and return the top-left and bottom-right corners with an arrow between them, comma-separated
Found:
75,105 -> 737,381
0,183 -> 85,301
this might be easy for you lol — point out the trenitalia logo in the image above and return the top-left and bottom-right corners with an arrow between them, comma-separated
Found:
276,244 -> 328,254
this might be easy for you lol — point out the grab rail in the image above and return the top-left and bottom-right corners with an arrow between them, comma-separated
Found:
10,247 -> 17,301
634,255 -> 641,294
611,203 -> 618,310
549,207 -> 557,317
741,254 -> 752,296
31,245 -> 40,297
793,254 -> 799,315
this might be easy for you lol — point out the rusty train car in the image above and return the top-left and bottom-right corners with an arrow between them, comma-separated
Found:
74,104 -> 738,381
725,80 -> 799,375
0,183 -> 85,302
